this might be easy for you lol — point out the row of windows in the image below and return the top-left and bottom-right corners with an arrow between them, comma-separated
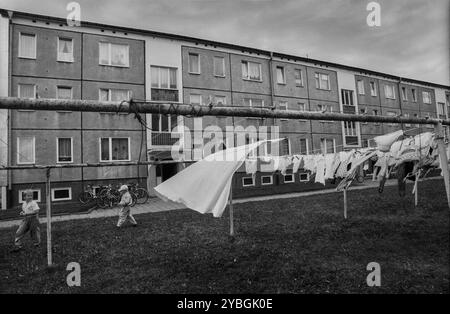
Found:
16,137 -> 131,165
19,32 -> 130,67
19,187 -> 72,203
356,79 -> 433,104
242,172 -> 311,187
187,53 -> 331,89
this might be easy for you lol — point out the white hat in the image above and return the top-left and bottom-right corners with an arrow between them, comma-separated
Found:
119,185 -> 128,192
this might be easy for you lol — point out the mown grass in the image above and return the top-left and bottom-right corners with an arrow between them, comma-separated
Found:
0,179 -> 448,293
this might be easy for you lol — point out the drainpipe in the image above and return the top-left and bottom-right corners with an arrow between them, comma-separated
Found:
397,76 -> 404,131
7,11 -> 12,197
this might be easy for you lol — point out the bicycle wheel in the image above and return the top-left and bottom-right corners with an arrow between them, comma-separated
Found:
134,188 -> 149,204
78,191 -> 93,204
96,193 -> 108,209
129,192 -> 137,207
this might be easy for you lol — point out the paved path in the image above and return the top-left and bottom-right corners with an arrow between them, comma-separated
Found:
0,177 -> 441,229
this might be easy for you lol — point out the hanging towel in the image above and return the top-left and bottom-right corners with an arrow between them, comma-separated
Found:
154,140 -> 278,217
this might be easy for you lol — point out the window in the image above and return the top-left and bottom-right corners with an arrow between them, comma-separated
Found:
357,80 -> 365,95
370,81 -> 377,96
100,138 -> 130,162
412,89 -> 417,102
261,175 -> 273,185
422,91 -> 432,104
151,66 -> 177,89
214,95 -> 226,105
19,189 -> 40,203
57,138 -> 73,163
190,94 -> 202,105
341,90 -> 354,106
387,111 -> 397,126
384,84 -> 396,99
17,137 -> 35,164
243,98 -> 264,108
314,73 -> 330,90
56,86 -> 73,99
19,33 -> 36,59
188,53 -> 200,74
57,37 -> 73,62
299,172 -> 310,182
276,66 -> 285,84
438,102 -> 446,117
360,108 -> 368,124
403,113 -> 411,128
320,138 -> 335,154
283,174 -> 295,183
213,56 -> 225,77
242,61 -> 262,81
317,104 -> 333,122
294,69 -> 304,87
279,101 -> 288,121
99,42 -> 129,67
99,88 -> 130,101
51,187 -> 72,202
242,177 -> 255,187
401,87 -> 407,101
299,138 -> 309,154
18,84 -> 36,99
281,139 -> 291,156
344,121 -> 359,145
152,113 -> 177,132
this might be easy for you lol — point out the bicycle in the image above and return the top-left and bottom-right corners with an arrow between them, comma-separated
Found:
79,185 -> 98,205
127,182 -> 149,204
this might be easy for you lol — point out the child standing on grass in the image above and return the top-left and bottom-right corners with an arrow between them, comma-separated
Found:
11,190 -> 41,252
116,185 -> 137,228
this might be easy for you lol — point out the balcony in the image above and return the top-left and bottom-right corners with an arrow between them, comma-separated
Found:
150,131 -> 181,148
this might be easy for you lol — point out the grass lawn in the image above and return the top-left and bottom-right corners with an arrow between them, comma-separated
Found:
0,179 -> 448,293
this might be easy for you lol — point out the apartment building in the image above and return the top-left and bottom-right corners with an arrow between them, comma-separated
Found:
0,9 -> 449,210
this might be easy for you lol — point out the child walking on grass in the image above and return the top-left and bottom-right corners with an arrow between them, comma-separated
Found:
11,190 -> 41,252
116,185 -> 137,228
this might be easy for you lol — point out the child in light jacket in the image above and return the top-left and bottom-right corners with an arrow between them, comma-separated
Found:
116,185 -> 137,228
12,190 -> 41,252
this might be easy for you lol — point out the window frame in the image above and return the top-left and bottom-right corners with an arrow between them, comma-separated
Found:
422,91 -> 432,104
283,173 -> 295,184
261,175 -> 273,186
299,172 -> 310,182
242,176 -> 255,187
294,68 -> 304,87
99,137 -> 131,162
370,81 -> 377,97
98,42 -> 130,67
276,65 -> 286,85
57,36 -> 74,63
357,80 -> 365,95
401,86 -> 408,101
19,189 -> 41,203
411,89 -> 417,102
188,52 -> 201,74
51,187 -> 72,202
241,60 -> 263,82
314,72 -> 331,90
213,56 -> 225,77
56,137 -> 74,164
17,136 -> 36,165
150,65 -> 178,90
299,138 -> 309,155
384,84 -> 396,100
18,32 -> 37,59
56,85 -> 73,100
18,83 -> 36,99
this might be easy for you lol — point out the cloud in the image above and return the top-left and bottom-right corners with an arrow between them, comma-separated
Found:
1,0 -> 449,85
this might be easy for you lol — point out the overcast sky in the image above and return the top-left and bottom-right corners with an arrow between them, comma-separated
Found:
1,0 -> 449,85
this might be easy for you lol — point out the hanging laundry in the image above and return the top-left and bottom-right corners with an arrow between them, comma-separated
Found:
374,130 -> 403,152
292,155 -> 304,173
324,153 -> 336,179
245,158 -> 258,178
314,155 -> 326,185
155,140 -> 278,218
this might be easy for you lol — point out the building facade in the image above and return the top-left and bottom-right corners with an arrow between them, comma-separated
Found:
0,9 -> 449,210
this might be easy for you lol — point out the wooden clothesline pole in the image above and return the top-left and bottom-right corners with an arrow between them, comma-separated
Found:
45,168 -> 53,267
343,188 -> 348,219
229,184 -> 234,237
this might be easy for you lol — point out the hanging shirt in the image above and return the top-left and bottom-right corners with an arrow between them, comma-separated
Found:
292,155 -> 304,173
245,158 -> 258,177
324,153 -> 336,179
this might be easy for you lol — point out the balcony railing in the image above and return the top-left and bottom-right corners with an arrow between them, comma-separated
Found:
151,131 -> 181,147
